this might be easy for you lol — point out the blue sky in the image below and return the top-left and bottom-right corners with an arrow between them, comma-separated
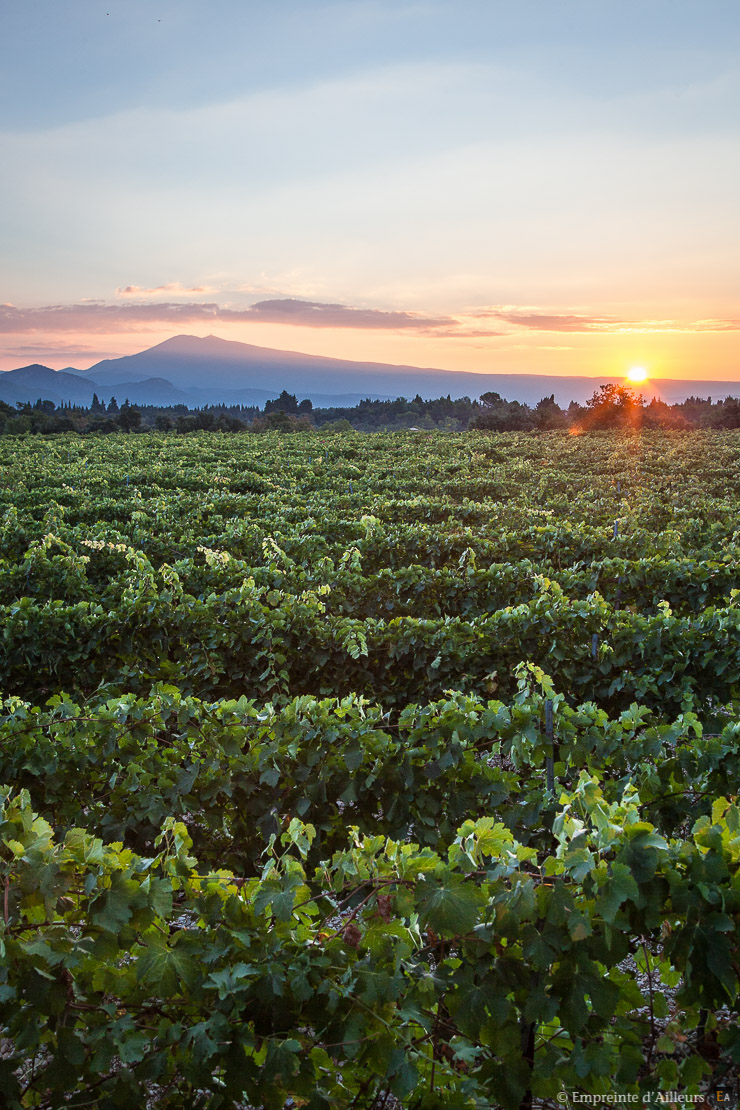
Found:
2,0 -> 739,378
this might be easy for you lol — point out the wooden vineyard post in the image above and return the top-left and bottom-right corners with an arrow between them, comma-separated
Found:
522,700 -> 557,1110
545,699 -> 555,795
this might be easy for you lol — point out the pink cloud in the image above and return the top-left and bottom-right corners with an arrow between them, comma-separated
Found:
3,341 -> 107,355
472,308 -> 740,334
242,298 -> 454,329
0,299 -> 454,333
1,300 -> 737,342
474,309 -> 624,332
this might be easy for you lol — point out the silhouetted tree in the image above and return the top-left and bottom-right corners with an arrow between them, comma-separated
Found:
644,398 -> 687,429
534,394 -> 567,429
264,391 -> 299,415
710,396 -> 740,428
118,404 -> 142,432
471,392 -> 535,432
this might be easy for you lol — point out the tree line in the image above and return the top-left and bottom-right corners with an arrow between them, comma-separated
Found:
0,383 -> 738,435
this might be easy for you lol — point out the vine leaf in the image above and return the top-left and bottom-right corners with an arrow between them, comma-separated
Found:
415,874 -> 480,937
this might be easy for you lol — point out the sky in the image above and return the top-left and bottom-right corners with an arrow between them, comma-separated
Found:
2,0 -> 740,380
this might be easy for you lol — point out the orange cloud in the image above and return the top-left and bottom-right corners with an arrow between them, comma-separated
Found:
486,310 -> 622,332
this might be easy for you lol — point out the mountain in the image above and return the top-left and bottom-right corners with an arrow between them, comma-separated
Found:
82,335 -> 740,406
0,364 -> 198,408
0,358 -> 393,409
3,337 -> 739,408
84,334 -> 424,396
0,364 -> 96,407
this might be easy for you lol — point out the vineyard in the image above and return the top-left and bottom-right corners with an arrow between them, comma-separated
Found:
0,429 -> 738,1109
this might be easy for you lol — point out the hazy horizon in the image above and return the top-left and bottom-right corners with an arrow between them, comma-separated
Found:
4,331 -> 740,386
2,333 -> 739,414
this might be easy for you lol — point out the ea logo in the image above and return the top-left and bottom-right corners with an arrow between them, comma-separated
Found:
709,1091 -> 736,1110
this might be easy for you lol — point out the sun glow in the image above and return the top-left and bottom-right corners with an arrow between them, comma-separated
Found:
627,366 -> 648,383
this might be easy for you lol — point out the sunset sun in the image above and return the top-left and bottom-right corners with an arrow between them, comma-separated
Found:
627,366 -> 648,383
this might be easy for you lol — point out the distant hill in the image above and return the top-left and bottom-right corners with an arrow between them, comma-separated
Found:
0,364 -> 97,407
2,336 -> 739,408
0,365 -> 196,408
100,377 -> 196,407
